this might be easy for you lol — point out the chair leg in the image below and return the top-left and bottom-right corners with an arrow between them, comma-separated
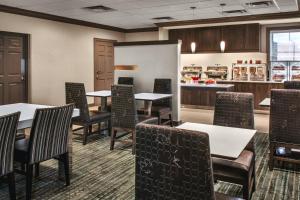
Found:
243,181 -> 249,200
62,152 -> 70,186
157,115 -> 161,125
7,172 -> 16,200
169,114 -> 173,127
83,126 -> 88,145
269,143 -> 274,171
89,125 -> 93,134
26,164 -> 33,200
35,163 -> 40,178
110,128 -> 116,150
107,119 -> 112,136
132,130 -> 136,155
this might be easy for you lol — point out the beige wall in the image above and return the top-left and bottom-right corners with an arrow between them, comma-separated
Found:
0,12 -> 125,105
125,31 -> 158,41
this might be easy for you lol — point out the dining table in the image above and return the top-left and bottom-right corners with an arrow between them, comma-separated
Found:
86,90 -> 173,115
0,103 -> 80,179
177,122 -> 256,160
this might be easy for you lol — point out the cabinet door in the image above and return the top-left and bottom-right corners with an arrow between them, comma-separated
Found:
245,24 -> 260,51
222,25 -> 246,52
198,27 -> 221,52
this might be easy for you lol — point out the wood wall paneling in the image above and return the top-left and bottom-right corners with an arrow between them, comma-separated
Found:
169,23 -> 260,53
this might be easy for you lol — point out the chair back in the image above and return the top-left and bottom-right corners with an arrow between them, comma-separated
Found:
284,81 -> 300,89
0,112 -> 20,176
270,89 -> 300,144
118,77 -> 134,85
152,78 -> 172,108
28,104 -> 74,164
111,85 -> 137,129
135,121 -> 215,200
65,82 -> 89,121
214,92 -> 254,129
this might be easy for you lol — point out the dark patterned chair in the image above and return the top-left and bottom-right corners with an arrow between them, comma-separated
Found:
213,92 -> 255,200
0,112 -> 20,200
14,104 -> 74,200
65,82 -> 111,145
118,77 -> 134,85
269,89 -> 300,170
110,85 -> 150,153
138,78 -> 173,126
135,118 -> 242,200
284,81 -> 300,89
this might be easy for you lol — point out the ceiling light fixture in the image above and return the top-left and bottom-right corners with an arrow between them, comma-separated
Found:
220,41 -> 226,53
191,42 -> 196,53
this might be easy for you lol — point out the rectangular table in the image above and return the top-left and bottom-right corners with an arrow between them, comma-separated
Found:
259,98 -> 270,107
0,103 -> 80,178
177,122 -> 256,159
86,91 -> 172,114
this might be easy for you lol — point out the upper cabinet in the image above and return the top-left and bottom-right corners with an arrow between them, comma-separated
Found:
169,23 -> 260,53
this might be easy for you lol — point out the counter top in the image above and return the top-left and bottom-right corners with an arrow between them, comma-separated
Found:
181,83 -> 235,89
216,80 -> 284,84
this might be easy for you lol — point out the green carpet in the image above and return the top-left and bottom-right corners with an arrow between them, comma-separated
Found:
0,132 -> 299,200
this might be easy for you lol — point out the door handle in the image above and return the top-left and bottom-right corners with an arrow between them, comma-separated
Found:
21,76 -> 25,81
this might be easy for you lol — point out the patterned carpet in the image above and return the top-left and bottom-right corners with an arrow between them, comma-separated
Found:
0,132 -> 300,200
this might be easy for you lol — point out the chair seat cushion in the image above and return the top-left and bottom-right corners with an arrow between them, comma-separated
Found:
138,106 -> 171,116
89,111 -> 111,122
212,150 -> 254,178
14,138 -> 30,163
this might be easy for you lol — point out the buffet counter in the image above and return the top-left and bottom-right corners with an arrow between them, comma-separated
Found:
181,81 -> 284,110
181,83 -> 234,107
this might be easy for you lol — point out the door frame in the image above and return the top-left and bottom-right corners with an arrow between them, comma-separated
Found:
0,31 -> 30,103
93,38 -> 117,90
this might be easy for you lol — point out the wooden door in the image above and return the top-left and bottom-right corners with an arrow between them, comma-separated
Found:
0,33 -> 27,105
94,39 -> 114,104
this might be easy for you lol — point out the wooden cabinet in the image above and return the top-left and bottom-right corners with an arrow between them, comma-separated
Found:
197,27 -> 221,52
169,23 -> 260,53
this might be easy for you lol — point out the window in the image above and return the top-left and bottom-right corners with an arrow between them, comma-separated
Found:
270,30 -> 300,61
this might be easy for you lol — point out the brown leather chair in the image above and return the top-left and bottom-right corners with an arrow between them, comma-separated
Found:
269,89 -> 300,170
135,118 -> 243,200
213,92 -> 255,200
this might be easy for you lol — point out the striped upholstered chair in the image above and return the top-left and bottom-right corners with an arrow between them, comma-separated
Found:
135,118 -> 242,200
110,85 -> 150,153
14,104 -> 74,200
213,92 -> 255,200
284,81 -> 300,89
269,89 -> 300,170
0,112 -> 20,200
65,82 -> 111,145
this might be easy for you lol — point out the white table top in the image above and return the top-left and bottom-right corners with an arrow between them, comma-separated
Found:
259,98 -> 270,107
86,90 -> 111,97
134,93 -> 173,101
0,103 -> 79,130
86,90 -> 172,101
177,122 -> 256,159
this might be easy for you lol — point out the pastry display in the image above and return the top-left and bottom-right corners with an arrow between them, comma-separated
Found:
204,66 -> 228,80
181,65 -> 202,83
232,63 -> 266,81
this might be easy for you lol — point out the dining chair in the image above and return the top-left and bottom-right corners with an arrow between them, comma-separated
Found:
0,112 -> 20,200
118,77 -> 134,85
110,85 -> 150,153
138,78 -> 173,126
213,91 -> 255,200
269,89 -> 300,170
135,118 -> 242,200
284,81 -> 300,89
65,82 -> 111,145
14,104 -> 74,200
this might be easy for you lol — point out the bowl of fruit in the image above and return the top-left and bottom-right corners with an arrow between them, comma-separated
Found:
205,79 -> 216,85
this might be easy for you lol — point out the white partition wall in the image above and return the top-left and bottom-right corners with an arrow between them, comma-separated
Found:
114,41 -> 181,121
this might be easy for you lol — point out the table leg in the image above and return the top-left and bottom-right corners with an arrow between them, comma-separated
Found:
144,100 -> 152,116
59,127 -> 72,180
100,97 -> 108,111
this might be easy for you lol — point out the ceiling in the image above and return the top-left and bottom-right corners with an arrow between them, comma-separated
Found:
0,0 -> 298,29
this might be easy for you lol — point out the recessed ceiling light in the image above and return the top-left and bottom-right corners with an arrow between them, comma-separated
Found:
152,16 -> 174,20
82,5 -> 116,13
